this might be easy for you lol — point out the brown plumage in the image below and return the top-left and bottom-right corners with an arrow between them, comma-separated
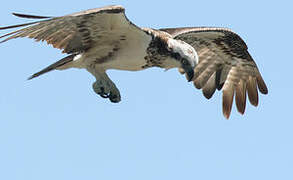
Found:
235,79 -> 247,114
202,72 -> 217,99
0,5 -> 125,54
161,27 -> 268,119
222,84 -> 235,119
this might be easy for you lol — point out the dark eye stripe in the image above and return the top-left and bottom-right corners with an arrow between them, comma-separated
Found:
171,52 -> 181,60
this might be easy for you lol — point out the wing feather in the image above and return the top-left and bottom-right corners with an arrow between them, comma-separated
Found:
161,27 -> 268,118
247,76 -> 259,106
256,75 -> 268,94
235,79 -> 247,114
0,5 -> 145,54
222,83 -> 235,119
194,62 -> 219,89
12,12 -> 52,19
202,72 -> 217,99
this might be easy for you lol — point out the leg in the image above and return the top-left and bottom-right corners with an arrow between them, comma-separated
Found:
86,66 -> 121,103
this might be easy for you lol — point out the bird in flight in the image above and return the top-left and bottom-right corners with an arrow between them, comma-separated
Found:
0,5 -> 268,119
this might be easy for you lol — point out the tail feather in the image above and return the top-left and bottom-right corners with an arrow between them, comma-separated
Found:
28,54 -> 75,80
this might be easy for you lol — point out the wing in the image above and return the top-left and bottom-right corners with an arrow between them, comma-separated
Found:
160,27 -> 268,119
0,5 -> 146,54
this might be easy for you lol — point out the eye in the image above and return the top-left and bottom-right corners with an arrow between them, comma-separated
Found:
181,58 -> 189,65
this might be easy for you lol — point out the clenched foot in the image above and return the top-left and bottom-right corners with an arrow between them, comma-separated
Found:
92,80 -> 121,103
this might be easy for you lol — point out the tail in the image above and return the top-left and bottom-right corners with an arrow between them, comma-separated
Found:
28,54 -> 75,80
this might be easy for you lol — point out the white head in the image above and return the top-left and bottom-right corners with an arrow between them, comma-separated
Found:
167,38 -> 199,81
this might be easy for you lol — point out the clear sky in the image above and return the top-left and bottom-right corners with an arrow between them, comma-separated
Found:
0,0 -> 292,180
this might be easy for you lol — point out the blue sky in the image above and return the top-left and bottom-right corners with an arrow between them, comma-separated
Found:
0,0 -> 292,179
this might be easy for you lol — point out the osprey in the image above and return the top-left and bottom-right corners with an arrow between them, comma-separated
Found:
0,5 -> 268,119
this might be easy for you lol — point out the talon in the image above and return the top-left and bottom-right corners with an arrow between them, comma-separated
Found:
100,93 -> 109,98
91,79 -> 121,103
109,97 -> 120,103
109,94 -> 118,102
109,92 -> 121,103
111,94 -> 117,99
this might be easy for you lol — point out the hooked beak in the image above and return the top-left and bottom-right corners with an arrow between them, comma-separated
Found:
183,65 -> 194,82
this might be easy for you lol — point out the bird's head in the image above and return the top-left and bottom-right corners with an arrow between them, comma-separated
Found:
166,39 -> 198,81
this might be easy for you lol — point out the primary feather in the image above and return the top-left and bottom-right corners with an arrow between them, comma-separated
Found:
161,27 -> 268,118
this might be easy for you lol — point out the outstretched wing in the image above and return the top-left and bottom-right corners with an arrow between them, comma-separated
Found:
160,27 -> 268,119
0,5 -> 146,54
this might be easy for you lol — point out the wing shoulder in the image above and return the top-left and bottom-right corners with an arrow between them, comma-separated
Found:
67,5 -> 125,17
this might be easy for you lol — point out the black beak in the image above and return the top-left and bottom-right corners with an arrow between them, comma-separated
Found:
183,65 -> 194,82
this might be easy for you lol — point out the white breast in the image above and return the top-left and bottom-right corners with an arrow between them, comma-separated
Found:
99,32 -> 152,71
